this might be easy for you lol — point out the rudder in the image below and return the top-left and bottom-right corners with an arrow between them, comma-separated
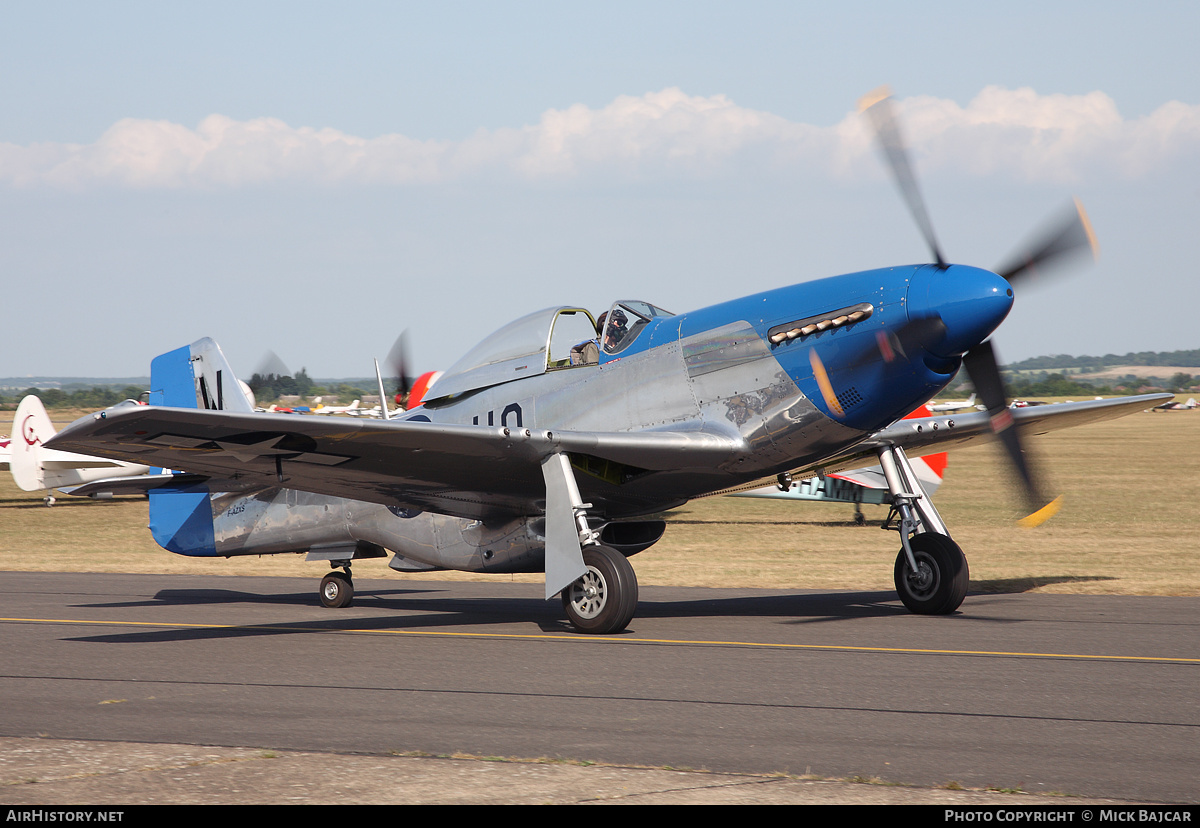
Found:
147,338 -> 251,556
149,337 -> 255,413
10,395 -> 54,491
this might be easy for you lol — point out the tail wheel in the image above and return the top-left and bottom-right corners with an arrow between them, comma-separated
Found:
561,545 -> 638,634
320,572 -> 354,608
894,533 -> 968,615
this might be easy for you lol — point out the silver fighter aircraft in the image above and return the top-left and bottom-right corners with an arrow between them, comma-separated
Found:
47,90 -> 1172,633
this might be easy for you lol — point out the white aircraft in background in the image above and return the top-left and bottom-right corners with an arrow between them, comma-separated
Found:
312,398 -> 362,416
928,393 -> 979,412
8,395 -> 150,504
1153,397 -> 1197,411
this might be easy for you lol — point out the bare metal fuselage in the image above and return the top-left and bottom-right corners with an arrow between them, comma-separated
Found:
200,317 -> 864,573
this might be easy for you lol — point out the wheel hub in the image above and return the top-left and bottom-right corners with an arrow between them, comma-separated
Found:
905,555 -> 939,598
908,561 -> 934,591
567,567 -> 607,619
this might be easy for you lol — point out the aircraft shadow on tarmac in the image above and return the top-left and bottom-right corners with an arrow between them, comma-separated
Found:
66,585 -> 940,644
972,576 -> 1115,593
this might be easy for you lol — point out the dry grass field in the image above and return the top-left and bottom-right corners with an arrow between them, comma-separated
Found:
2,404 -> 1197,596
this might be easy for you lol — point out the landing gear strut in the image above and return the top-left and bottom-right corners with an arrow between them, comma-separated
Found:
878,444 -> 968,615
561,545 -> 638,634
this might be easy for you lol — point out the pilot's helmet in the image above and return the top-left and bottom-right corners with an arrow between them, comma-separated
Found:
610,309 -> 628,328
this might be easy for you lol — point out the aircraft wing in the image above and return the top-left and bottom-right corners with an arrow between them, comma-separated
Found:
802,393 -> 1173,477
45,406 -> 745,521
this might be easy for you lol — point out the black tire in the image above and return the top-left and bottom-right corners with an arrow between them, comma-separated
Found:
320,572 -> 354,608
561,545 -> 638,634
894,533 -> 968,615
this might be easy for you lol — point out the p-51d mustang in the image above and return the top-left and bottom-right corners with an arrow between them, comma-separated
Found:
48,90 -> 1170,633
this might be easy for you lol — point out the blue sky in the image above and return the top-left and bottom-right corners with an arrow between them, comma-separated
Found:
3,2 -> 1198,377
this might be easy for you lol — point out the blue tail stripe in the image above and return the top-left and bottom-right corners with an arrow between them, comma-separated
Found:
148,488 -> 218,557
148,342 -> 218,556
149,344 -> 197,408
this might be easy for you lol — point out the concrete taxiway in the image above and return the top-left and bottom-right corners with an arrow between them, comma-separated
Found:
1,571 -> 1196,803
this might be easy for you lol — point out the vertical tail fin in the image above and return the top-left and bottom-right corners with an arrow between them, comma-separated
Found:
10,395 -> 148,493
11,395 -> 54,491
147,338 -> 251,556
150,337 -> 256,412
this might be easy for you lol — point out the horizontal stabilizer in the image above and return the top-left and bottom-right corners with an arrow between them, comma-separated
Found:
61,473 -> 211,499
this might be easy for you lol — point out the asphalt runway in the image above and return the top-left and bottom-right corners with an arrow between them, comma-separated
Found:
1,571 -> 1197,803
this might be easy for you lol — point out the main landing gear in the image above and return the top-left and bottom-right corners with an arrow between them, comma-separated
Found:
878,444 -> 968,615
893,532 -> 968,615
320,566 -> 354,608
561,544 -> 639,635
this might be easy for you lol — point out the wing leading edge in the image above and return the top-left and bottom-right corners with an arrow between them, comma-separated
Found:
811,393 -> 1172,478
46,405 -> 746,521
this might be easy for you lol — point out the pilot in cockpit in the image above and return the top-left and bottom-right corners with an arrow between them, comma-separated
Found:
569,307 -> 631,366
601,308 -> 629,351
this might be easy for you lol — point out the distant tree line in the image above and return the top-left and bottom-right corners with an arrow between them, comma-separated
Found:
1007,349 -> 1200,372
246,369 -> 378,404
247,368 -> 316,401
944,369 -> 1197,397
0,371 -> 384,410
1004,374 -> 1117,397
0,385 -> 148,409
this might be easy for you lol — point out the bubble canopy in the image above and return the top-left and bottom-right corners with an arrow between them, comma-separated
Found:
424,302 -> 674,402
424,307 -> 596,401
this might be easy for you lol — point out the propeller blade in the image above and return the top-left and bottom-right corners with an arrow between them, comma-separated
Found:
386,330 -> 414,408
250,350 -> 291,381
859,86 -> 946,267
995,198 -> 1099,287
857,85 -> 1088,527
245,350 -> 293,396
836,313 -> 949,373
961,340 -> 1061,527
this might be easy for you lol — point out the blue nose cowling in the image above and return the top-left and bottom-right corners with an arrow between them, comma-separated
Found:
906,264 -> 1014,358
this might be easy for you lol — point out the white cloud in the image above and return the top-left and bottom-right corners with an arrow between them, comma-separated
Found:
886,86 -> 1200,182
0,87 -> 1196,189
503,88 -> 816,178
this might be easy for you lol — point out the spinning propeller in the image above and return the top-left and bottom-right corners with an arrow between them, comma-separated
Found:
858,86 -> 1099,526
385,330 -> 415,411
378,330 -> 442,413
248,350 -> 292,387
